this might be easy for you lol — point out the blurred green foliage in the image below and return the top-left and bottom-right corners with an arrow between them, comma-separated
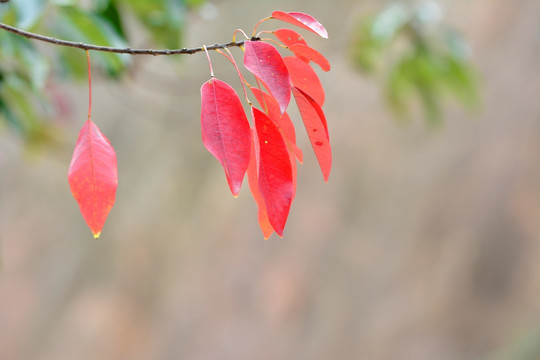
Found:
491,327 -> 540,360
352,1 -> 480,125
0,0 -> 204,147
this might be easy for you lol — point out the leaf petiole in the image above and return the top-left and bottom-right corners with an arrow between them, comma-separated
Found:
86,50 -> 92,120
202,45 -> 214,78
232,29 -> 249,42
215,48 -> 251,105
252,16 -> 272,37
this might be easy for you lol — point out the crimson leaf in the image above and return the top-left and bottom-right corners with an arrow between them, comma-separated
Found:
200,78 -> 251,196
253,107 -> 294,236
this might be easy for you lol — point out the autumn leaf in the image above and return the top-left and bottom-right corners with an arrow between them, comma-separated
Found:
284,56 -> 325,106
288,44 -> 330,71
243,40 -> 291,114
200,78 -> 251,197
292,87 -> 331,182
250,86 -> 303,163
272,11 -> 328,39
253,107 -> 294,236
68,119 -> 118,238
247,130 -> 274,239
274,28 -> 307,47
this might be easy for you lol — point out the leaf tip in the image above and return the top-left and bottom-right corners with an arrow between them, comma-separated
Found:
93,232 -> 101,239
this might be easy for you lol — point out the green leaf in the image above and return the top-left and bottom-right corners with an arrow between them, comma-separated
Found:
443,57 -> 480,108
17,39 -> 49,90
0,75 -> 39,135
13,0 -> 45,29
96,1 -> 126,40
120,0 -> 185,48
55,6 -> 130,77
371,3 -> 409,42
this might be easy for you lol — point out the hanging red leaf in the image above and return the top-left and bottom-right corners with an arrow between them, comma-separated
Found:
250,86 -> 303,163
247,131 -> 274,239
288,44 -> 331,72
68,119 -> 118,238
272,11 -> 328,39
253,107 -> 294,237
243,40 -> 291,114
200,78 -> 251,197
284,56 -> 325,106
292,87 -> 331,182
274,28 -> 307,47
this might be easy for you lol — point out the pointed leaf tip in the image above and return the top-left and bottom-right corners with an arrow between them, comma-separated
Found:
93,232 -> 101,239
68,119 -> 118,237
272,11 -> 328,39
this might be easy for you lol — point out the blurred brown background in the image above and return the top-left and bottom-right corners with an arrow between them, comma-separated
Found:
2,0 -> 540,359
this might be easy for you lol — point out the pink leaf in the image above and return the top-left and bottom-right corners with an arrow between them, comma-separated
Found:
201,78 -> 251,196
68,119 -> 118,238
253,107 -> 294,236
272,11 -> 328,39
284,56 -> 325,106
292,87 -> 332,182
243,41 -> 291,114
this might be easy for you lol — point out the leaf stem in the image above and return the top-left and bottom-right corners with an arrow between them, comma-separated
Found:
259,38 -> 287,49
216,48 -> 251,105
86,50 -> 92,119
0,21 -> 248,55
232,29 -> 249,42
202,45 -> 214,77
252,17 -> 272,37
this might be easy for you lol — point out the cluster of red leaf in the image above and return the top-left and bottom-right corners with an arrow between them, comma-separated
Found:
66,11 -> 330,239
200,11 -> 331,238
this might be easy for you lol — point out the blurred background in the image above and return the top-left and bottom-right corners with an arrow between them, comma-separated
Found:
1,0 -> 540,359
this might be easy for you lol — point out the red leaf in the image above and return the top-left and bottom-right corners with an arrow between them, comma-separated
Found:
68,119 -> 118,238
274,28 -> 307,47
284,56 -> 325,106
250,86 -> 303,163
247,131 -> 274,239
292,87 -> 332,182
272,11 -> 328,39
200,78 -> 251,196
253,107 -> 294,236
243,41 -> 291,114
288,44 -> 331,72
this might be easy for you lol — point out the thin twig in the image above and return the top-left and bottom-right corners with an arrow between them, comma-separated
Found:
0,21 -> 248,55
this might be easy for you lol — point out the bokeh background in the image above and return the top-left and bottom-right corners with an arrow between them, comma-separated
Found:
1,0 -> 540,359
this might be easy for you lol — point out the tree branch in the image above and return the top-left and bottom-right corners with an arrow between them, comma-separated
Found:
0,21 -> 249,55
